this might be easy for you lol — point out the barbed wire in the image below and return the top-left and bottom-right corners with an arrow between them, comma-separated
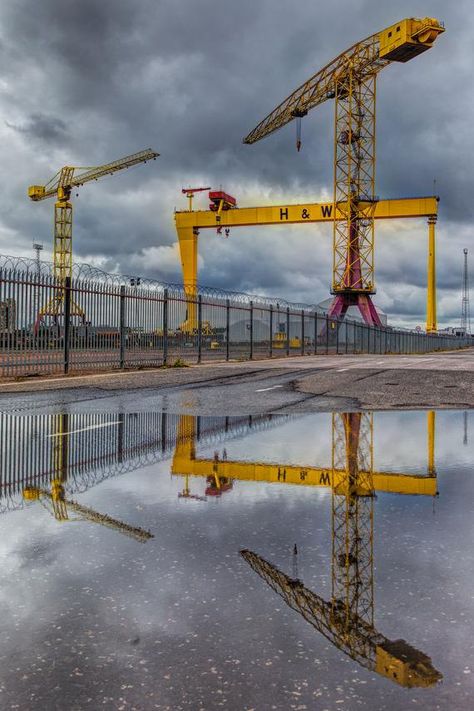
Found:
0,253 -> 319,312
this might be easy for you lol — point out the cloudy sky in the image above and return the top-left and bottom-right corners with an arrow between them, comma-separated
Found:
0,0 -> 472,328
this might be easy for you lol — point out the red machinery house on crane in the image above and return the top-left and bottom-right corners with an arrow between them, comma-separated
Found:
209,191 -> 237,235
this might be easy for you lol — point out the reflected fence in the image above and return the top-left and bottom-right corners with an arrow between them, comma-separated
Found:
0,411 -> 282,513
0,254 -> 472,377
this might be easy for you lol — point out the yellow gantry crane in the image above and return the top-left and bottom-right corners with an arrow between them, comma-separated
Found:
241,412 -> 442,688
28,148 -> 159,326
23,413 -> 152,543
243,18 -> 444,331
174,195 -> 439,333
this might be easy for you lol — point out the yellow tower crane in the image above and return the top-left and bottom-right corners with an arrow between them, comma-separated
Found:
22,413 -> 153,543
241,412 -> 442,688
28,148 -> 159,327
243,18 -> 444,332
23,484 -> 153,542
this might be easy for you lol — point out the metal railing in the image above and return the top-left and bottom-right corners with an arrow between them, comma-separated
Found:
0,255 -> 471,378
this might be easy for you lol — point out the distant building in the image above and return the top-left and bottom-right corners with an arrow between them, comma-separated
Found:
438,326 -> 469,338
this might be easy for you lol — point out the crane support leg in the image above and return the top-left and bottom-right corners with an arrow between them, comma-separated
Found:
426,217 -> 437,332
177,227 -> 199,332
327,292 -> 382,327
427,410 -> 436,476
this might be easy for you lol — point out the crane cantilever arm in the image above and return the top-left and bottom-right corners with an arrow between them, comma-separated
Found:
30,148 -> 159,201
72,148 -> 159,187
243,31 -> 382,144
243,17 -> 444,145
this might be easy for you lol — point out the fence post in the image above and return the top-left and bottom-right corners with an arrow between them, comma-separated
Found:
197,294 -> 202,364
286,307 -> 290,357
119,285 -> 126,369
301,309 -> 305,355
226,298 -> 230,361
314,312 -> 318,355
163,288 -> 168,366
249,300 -> 254,360
63,276 -> 71,374
269,304 -> 273,358
336,319 -> 340,354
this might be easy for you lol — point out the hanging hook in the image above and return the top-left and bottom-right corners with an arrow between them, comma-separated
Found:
296,117 -> 302,152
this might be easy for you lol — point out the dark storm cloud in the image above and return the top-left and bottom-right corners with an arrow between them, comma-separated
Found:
0,0 -> 472,326
5,113 -> 69,143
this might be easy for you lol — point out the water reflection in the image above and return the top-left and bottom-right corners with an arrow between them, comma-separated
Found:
0,408 -> 456,703
0,412 -> 284,512
0,411 -> 438,510
241,414 -> 441,688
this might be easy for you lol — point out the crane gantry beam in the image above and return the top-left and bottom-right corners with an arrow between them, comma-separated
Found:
28,148 -> 159,328
175,196 -> 439,332
243,18 -> 444,331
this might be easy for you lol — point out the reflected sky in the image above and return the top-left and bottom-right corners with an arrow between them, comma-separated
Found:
0,410 -> 473,709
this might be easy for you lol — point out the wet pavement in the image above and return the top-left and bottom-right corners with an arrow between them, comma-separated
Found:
2,350 -> 474,414
0,409 -> 473,709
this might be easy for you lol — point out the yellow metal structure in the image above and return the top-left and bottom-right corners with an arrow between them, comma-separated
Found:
28,149 -> 159,325
24,485 -> 153,542
171,413 -> 438,497
175,196 -> 439,332
23,412 -> 153,542
427,217 -> 437,332
240,409 -> 441,686
243,17 -> 444,330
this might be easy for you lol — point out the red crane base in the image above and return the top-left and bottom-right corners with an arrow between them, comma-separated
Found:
327,292 -> 382,327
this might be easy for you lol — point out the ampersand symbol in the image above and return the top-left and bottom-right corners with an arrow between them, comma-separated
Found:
301,209 -> 310,219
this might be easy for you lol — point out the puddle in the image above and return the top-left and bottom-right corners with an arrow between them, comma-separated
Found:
0,410 -> 473,709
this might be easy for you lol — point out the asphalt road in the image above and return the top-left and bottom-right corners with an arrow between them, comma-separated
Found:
0,349 -> 473,415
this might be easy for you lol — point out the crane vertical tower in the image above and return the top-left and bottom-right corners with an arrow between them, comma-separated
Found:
461,248 -> 471,334
243,18 -> 444,327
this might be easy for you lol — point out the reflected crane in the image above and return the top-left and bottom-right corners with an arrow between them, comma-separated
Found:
22,414 -> 153,543
241,413 -> 442,687
178,474 -> 207,502
243,18 -> 444,331
28,148 -> 159,328
172,413 -> 438,497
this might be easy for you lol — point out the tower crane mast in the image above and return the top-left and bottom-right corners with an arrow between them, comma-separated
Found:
244,18 -> 444,329
28,148 -> 159,326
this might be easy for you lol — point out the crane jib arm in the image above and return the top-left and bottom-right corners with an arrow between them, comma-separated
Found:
243,18 -> 444,144
28,149 -> 159,201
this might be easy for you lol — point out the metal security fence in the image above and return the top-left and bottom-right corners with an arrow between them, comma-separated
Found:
0,255 -> 472,378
